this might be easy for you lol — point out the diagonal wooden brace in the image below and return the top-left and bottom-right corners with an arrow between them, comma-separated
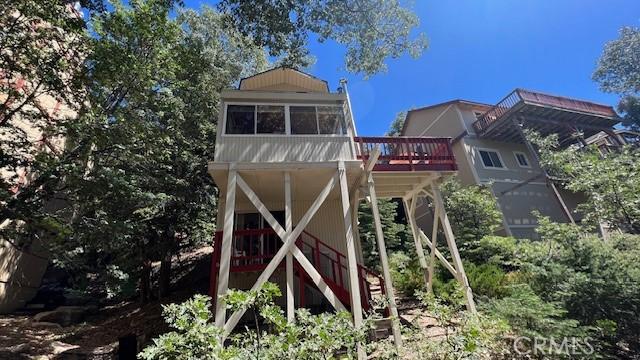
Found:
223,174 -> 343,336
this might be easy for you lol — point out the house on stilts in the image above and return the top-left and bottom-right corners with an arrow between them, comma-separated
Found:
207,68 -> 475,353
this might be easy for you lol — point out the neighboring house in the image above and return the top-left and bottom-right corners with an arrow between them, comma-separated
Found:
207,68 -> 477,350
586,129 -> 640,155
402,89 -> 620,239
0,3 -> 81,313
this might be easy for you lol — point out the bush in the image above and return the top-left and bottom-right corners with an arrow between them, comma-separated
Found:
482,284 -> 588,340
464,262 -> 511,299
389,251 -> 425,296
139,283 -> 367,360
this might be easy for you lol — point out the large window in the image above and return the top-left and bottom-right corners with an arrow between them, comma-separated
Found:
478,149 -> 505,169
257,105 -> 285,134
290,106 -> 318,134
226,105 -> 255,134
225,104 -> 347,135
317,106 -> 346,135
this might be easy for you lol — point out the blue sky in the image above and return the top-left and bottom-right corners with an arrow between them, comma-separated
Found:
185,0 -> 640,135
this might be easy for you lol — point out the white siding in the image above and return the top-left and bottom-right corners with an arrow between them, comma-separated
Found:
215,135 -> 355,163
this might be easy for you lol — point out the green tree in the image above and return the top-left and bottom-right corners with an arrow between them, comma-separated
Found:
529,132 -> 640,234
358,199 -> 406,268
53,0 -> 267,300
0,0 -> 89,252
440,179 -> 503,252
217,0 -> 428,76
593,26 -> 640,130
386,111 -> 407,136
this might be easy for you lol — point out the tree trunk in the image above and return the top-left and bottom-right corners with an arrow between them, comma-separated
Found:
159,253 -> 172,298
140,260 -> 151,304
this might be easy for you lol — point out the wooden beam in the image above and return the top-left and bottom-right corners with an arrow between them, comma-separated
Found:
215,165 -> 237,328
365,146 -> 381,173
431,183 -> 477,313
367,173 -> 402,348
284,172 -> 294,322
225,174 -> 343,336
427,205 -> 439,293
403,174 -> 435,201
403,196 -> 430,288
338,161 -> 366,360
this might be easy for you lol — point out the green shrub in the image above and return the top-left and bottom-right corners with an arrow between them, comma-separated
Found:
139,283 -> 367,360
464,262 -> 511,299
481,284 -> 588,340
441,179 -> 503,252
389,251 -> 425,296
138,294 -> 229,360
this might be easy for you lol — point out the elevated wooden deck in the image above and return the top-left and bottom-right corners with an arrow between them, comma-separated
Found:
472,89 -> 619,146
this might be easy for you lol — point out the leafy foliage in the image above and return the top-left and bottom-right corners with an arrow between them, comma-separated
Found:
529,131 -> 640,234
138,294 -> 229,360
217,0 -> 428,76
358,199 -> 407,268
140,283 -> 367,360
0,0 -> 87,250
440,179 -> 503,252
593,26 -> 640,129
371,291 -> 513,360
50,0 -> 267,299
386,111 -> 407,136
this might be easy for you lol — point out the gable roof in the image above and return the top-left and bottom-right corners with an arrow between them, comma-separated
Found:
238,67 -> 330,93
400,99 -> 492,135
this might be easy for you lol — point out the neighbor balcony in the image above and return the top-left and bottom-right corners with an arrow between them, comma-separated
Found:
472,89 -> 619,146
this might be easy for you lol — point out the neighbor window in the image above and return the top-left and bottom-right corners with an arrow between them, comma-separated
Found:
257,105 -> 285,134
226,105 -> 255,134
478,149 -> 504,168
514,151 -> 530,168
290,106 -> 318,134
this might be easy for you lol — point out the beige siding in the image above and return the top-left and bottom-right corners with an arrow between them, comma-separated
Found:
214,135 -> 355,163
0,239 -> 48,313
491,182 -> 568,236
464,137 -> 542,183
240,68 -> 328,93
405,104 -> 465,138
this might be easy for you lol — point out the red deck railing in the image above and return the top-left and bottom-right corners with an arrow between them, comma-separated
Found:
354,136 -> 457,171
209,229 -> 385,312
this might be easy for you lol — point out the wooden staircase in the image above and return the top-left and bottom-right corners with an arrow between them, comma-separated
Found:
209,229 -> 387,313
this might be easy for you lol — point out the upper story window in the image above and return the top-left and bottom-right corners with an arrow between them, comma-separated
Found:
226,105 -> 255,134
225,104 -> 347,136
478,149 -> 505,169
257,106 -> 285,134
513,151 -> 531,168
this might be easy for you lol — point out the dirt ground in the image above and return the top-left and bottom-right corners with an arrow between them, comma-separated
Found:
0,247 -> 212,359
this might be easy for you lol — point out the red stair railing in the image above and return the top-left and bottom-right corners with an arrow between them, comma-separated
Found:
209,229 -> 385,312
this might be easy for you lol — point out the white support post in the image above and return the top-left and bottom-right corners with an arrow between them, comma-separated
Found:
431,182 -> 477,313
403,196 -> 430,288
284,172 -> 294,322
367,174 -> 403,348
338,161 -> 366,360
224,174 -> 344,336
427,205 -> 440,293
215,165 -> 237,328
